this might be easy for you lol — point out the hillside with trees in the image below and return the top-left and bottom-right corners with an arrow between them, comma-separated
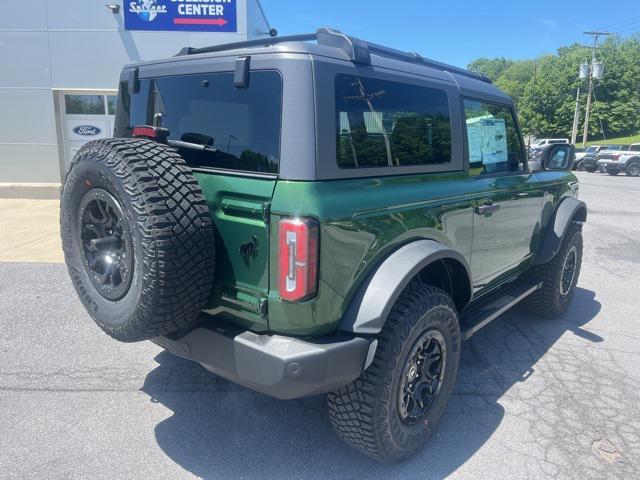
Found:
468,35 -> 640,141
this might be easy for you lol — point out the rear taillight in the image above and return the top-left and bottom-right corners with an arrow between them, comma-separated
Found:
278,218 -> 319,302
132,125 -> 169,141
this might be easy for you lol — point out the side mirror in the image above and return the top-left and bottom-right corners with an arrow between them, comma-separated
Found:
543,144 -> 574,171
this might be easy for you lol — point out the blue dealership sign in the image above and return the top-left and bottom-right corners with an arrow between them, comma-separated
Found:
124,0 -> 237,32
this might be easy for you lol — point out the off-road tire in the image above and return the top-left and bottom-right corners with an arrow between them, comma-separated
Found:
607,169 -> 620,176
585,166 -> 597,173
61,138 -> 215,342
625,162 -> 640,177
522,223 -> 582,318
327,284 -> 460,463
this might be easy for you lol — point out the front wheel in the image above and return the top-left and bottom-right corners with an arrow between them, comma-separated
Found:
626,162 -> 640,177
585,167 -> 597,173
522,223 -> 583,318
327,284 -> 460,462
607,169 -> 620,176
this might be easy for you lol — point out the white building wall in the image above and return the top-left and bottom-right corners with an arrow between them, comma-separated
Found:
0,0 -> 269,185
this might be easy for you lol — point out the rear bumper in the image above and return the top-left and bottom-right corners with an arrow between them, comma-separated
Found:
152,320 -> 371,399
598,160 -> 622,170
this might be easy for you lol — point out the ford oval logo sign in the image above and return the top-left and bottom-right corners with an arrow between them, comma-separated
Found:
73,125 -> 101,136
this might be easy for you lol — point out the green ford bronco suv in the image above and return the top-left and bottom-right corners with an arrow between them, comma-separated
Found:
61,28 -> 586,462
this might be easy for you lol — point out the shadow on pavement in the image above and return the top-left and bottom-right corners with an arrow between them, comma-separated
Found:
141,287 -> 601,479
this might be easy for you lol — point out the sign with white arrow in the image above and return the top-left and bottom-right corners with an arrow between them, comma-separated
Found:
124,0 -> 237,32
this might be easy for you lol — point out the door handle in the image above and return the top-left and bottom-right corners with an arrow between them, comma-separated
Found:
475,202 -> 501,215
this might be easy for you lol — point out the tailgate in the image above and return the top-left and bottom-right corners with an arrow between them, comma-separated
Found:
195,172 -> 277,331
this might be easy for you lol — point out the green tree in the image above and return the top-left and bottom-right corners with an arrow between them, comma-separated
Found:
468,34 -> 640,140
468,57 -> 514,81
495,60 -> 536,105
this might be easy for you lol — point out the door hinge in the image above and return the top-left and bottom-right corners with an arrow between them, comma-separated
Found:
259,297 -> 268,318
262,202 -> 271,223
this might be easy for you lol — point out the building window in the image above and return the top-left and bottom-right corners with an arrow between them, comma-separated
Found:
106,95 -> 117,115
64,95 -> 105,115
335,74 -> 451,169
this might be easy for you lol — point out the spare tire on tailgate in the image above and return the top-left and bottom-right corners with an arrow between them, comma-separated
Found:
61,138 -> 215,342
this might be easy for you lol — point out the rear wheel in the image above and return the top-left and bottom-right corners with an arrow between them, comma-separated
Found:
626,162 -> 640,177
522,223 -> 583,318
585,166 -> 597,173
61,138 -> 215,342
327,284 -> 460,463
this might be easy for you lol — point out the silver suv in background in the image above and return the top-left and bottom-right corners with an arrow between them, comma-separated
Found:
598,143 -> 640,176
581,145 -> 622,172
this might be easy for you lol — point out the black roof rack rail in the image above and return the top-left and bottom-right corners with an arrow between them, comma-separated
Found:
176,27 -> 491,84
176,33 -> 317,56
364,41 -> 492,84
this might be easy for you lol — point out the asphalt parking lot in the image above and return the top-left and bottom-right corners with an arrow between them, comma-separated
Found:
1,171 -> 639,479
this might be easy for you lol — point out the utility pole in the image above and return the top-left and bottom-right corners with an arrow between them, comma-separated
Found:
581,31 -> 610,147
570,86 -> 581,145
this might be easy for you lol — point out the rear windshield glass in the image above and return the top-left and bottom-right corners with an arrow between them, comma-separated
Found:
335,74 -> 451,169
116,71 -> 282,173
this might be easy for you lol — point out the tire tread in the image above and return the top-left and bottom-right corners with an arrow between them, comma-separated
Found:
62,138 -> 215,342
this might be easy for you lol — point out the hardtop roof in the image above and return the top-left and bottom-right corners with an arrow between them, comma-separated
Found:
124,28 -> 511,103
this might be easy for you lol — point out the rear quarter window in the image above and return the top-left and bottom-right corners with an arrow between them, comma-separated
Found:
334,74 -> 452,169
116,70 -> 282,174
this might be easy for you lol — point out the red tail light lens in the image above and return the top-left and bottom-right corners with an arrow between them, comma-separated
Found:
278,218 -> 319,302
132,126 -> 157,138
132,125 -> 169,141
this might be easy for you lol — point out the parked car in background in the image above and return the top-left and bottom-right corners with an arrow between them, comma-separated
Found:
573,147 -> 587,170
582,145 -> 622,172
532,138 -> 570,147
598,143 -> 640,176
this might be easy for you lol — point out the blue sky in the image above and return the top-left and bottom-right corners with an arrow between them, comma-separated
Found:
260,1 -> 640,67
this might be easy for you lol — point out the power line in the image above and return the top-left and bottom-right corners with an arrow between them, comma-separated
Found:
615,23 -> 640,34
595,14 -> 640,31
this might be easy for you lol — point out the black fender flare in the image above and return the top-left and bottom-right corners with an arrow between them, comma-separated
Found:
533,197 -> 587,266
339,240 -> 472,335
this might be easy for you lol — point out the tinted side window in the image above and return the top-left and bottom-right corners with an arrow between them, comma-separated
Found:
335,74 -> 451,169
463,99 -> 525,176
118,71 -> 282,173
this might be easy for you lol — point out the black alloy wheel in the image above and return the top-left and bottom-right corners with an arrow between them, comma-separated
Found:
78,188 -> 134,301
398,329 -> 447,425
560,245 -> 578,297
